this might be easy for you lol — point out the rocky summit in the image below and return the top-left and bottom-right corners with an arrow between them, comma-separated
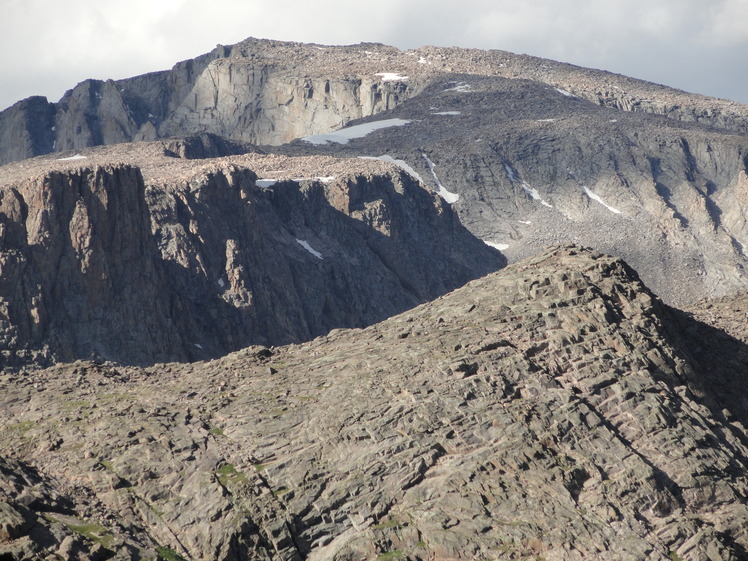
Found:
1,246 -> 748,561
2,37 -> 748,561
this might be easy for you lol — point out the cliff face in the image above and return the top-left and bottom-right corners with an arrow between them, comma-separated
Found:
158,59 -> 412,145
0,40 -> 423,164
2,246 -> 747,561
0,144 -> 503,366
0,164 -> 168,365
0,96 -> 55,163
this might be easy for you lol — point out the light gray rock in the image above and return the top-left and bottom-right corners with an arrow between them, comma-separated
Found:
283,73 -> 748,306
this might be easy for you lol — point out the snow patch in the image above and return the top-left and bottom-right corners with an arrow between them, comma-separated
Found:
296,239 -> 323,260
444,82 -> 471,92
432,111 -> 461,115
256,179 -> 277,188
301,118 -> 410,145
555,88 -> 575,98
518,220 -> 532,225
582,186 -> 622,214
57,154 -> 87,161
375,72 -> 408,82
360,155 -> 424,183
505,164 -> 553,208
217,278 -> 226,288
418,56 -> 428,65
484,240 -> 509,251
423,154 -> 459,204
317,176 -> 335,183
522,185 -> 553,208
537,118 -> 556,122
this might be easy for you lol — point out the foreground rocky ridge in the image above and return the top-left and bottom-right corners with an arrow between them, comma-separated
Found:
0,139 -> 502,366
1,246 -> 748,561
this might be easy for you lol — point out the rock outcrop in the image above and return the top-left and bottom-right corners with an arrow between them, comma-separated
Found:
2,246 -> 747,561
0,141 -> 503,366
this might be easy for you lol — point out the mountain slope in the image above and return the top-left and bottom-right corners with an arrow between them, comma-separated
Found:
280,74 -> 748,306
1,246 -> 747,561
3,38 -> 748,165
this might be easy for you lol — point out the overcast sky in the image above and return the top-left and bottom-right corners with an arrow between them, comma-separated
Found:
2,0 -> 747,111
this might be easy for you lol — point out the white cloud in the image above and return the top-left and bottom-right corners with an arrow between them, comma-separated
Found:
701,0 -> 748,46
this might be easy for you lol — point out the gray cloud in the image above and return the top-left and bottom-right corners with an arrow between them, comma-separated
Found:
2,0 -> 747,111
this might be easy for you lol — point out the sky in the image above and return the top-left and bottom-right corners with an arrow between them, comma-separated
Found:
1,0 -> 747,111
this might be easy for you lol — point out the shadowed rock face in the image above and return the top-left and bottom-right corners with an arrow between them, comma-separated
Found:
0,143 -> 503,366
1,246 -> 747,561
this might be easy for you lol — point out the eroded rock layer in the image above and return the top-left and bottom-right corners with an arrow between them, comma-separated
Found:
1,246 -> 747,561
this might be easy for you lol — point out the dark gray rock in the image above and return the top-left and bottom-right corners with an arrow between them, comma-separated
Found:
0,145 -> 503,366
3,38 -> 748,307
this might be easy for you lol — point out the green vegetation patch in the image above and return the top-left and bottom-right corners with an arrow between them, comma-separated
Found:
216,463 -> 247,487
7,420 -> 34,433
156,545 -> 188,561
373,518 -> 403,530
64,521 -> 117,549
377,551 -> 404,560
272,486 -> 290,497
61,399 -> 91,411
